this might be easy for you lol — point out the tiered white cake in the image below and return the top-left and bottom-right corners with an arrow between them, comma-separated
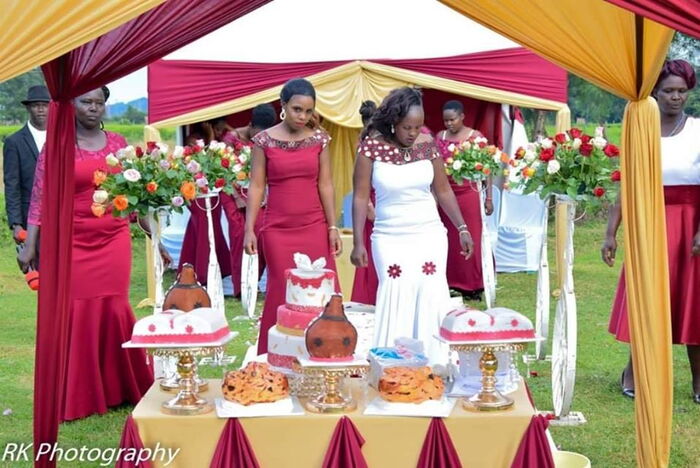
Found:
131,307 -> 229,345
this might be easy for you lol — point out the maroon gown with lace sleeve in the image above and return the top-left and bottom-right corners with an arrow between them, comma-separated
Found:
28,131 -> 153,422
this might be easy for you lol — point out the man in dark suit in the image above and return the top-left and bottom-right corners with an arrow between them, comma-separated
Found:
3,85 -> 50,242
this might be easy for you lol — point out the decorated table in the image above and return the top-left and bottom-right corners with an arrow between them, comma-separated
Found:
124,379 -> 552,467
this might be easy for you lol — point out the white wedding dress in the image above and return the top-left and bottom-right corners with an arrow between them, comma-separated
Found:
361,137 -> 452,363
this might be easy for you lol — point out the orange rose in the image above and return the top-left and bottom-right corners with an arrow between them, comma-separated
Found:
180,181 -> 196,201
113,195 -> 129,211
146,181 -> 158,193
91,202 -> 106,218
523,167 -> 536,178
236,171 -> 248,181
93,169 -> 107,186
487,146 -> 497,155
500,152 -> 511,163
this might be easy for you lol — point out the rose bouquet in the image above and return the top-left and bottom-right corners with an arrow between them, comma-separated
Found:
514,128 -> 620,206
92,142 -> 192,218
444,136 -> 513,184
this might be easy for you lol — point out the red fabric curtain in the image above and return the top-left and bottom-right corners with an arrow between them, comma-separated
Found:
147,60 -> 348,123
147,47 -> 567,124
417,418 -> 463,468
115,416 -> 152,468
510,415 -> 555,468
34,1 -> 270,465
322,416 -> 368,468
605,0 -> 700,38
376,48 -> 568,104
209,419 -> 260,468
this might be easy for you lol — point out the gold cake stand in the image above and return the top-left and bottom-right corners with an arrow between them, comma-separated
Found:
293,357 -> 370,414
449,342 -> 526,412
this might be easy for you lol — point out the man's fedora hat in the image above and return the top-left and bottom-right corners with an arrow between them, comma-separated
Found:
21,85 -> 50,105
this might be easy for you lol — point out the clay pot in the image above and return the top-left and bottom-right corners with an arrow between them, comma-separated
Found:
162,264 -> 211,312
305,295 -> 357,360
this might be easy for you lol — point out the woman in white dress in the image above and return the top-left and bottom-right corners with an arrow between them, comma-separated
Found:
351,87 -> 474,363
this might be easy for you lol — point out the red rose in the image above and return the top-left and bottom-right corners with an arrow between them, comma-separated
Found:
146,141 -> 158,153
581,134 -> 591,144
603,143 -> 619,157
135,146 -> 144,158
569,128 -> 582,139
554,133 -> 567,144
194,171 -> 204,180
474,162 -> 484,171
215,178 -> 225,188
593,187 -> 606,197
579,143 -> 593,156
200,186 -> 209,194
146,181 -> 158,193
539,147 -> 555,162
221,158 -> 230,168
192,145 -> 202,153
183,146 -> 193,156
478,141 -> 486,149
233,141 -> 244,152
611,170 -> 621,182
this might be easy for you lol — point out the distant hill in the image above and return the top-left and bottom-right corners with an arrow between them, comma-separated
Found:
107,97 -> 147,118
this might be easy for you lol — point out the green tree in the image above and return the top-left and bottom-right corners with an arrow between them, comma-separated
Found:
0,68 -> 46,123
121,105 -> 146,124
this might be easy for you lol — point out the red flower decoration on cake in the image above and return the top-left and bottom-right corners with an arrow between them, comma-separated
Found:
510,319 -> 519,327
387,264 -> 402,279
148,324 -> 156,332
185,325 -> 194,334
422,261 -> 436,275
467,319 -> 476,327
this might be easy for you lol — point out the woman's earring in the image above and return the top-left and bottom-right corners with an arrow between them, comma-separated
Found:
100,121 -> 105,130
280,109 -> 286,120
391,124 -> 395,134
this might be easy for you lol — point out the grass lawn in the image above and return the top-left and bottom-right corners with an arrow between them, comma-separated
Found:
0,201 -> 699,467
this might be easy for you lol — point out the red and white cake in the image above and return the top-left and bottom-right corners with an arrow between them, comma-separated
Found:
268,253 -> 337,369
439,307 -> 535,342
131,307 -> 230,345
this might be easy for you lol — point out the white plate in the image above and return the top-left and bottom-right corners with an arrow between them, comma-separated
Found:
363,396 -> 456,418
215,396 -> 304,418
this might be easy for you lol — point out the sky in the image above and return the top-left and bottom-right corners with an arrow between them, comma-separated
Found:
107,67 -> 147,103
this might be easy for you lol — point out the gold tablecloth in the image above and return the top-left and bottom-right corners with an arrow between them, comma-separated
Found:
132,379 -> 535,467
336,232 -> 355,297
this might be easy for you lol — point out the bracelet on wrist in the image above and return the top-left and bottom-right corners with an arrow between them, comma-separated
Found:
328,225 -> 339,232
456,223 -> 467,231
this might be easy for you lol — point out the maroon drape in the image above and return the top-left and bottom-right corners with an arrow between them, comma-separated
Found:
34,1 -> 270,466
605,0 -> 700,38
210,419 -> 260,468
417,418 -> 463,468
115,416 -> 152,468
322,416 -> 368,468
147,48 -> 567,124
511,415 -> 555,468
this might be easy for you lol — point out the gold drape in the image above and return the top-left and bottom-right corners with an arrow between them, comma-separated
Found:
0,0 -> 166,82
324,121 -> 361,219
440,0 -> 674,465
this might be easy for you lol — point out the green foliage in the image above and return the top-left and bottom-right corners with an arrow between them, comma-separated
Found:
0,68 -> 45,124
119,105 -> 146,124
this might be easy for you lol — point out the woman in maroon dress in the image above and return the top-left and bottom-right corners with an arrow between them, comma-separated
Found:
220,104 -> 276,295
603,60 -> 700,402
350,100 -> 379,305
244,79 -> 342,354
435,100 -> 493,299
18,87 -> 153,421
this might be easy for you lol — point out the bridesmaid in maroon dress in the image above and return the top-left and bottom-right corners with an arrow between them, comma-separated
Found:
435,100 -> 493,299
18,87 -> 153,421
244,79 -> 342,354
350,100 -> 379,305
220,104 -> 276,295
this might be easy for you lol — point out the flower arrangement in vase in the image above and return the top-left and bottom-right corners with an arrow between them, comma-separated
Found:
444,136 -> 513,184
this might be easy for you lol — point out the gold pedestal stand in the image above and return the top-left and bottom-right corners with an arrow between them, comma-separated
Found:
450,342 -> 525,411
151,346 -> 223,415
160,371 -> 208,393
293,360 -> 369,414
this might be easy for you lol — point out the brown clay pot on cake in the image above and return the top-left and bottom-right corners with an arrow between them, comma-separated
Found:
162,263 -> 212,312
305,295 -> 358,361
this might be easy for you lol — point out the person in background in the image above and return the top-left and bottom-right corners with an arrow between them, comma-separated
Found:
18,86 -> 154,421
351,87 -> 473,362
244,78 -> 342,354
350,100 -> 379,305
229,104 -> 277,144
603,59 -> 700,403
3,85 -> 50,243
436,100 -> 493,301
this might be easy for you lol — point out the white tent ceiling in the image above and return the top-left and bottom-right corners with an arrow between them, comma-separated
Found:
164,0 -> 518,63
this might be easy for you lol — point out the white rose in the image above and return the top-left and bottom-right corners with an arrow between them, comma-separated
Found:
123,168 -> 141,182
172,146 -> 184,158
149,148 -> 161,160
461,140 -> 471,150
157,142 -> 169,154
474,136 -> 488,145
452,160 -> 463,171
124,145 -> 136,159
195,139 -> 205,148
92,190 -> 109,204
592,136 -> 607,150
524,150 -> 537,163
447,143 -> 456,153
105,153 -> 119,167
594,126 -> 604,138
238,153 -> 248,163
493,150 -> 502,164
540,138 -> 553,149
116,149 -> 127,160
546,160 -> 561,174
233,163 -> 243,172
526,143 -> 537,152
532,160 -> 542,169
186,160 -> 201,174
572,138 -> 582,150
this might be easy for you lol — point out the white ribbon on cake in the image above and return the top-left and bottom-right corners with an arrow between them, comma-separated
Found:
293,252 -> 327,271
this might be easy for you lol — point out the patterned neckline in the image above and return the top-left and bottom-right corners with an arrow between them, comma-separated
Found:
253,129 -> 330,151
359,137 -> 438,165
